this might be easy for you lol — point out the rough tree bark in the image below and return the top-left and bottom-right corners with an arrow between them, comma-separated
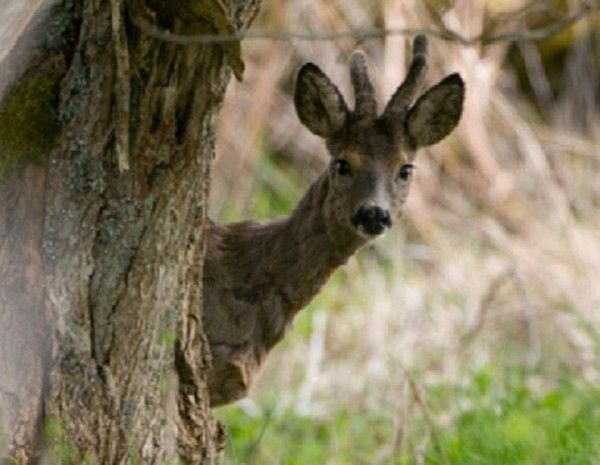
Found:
0,0 -> 260,463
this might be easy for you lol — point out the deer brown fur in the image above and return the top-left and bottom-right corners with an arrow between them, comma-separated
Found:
203,36 -> 465,406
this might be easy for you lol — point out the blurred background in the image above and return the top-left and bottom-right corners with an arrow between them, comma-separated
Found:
211,0 -> 600,463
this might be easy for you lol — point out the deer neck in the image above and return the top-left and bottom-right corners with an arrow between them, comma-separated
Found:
222,172 -> 366,316
204,171 -> 367,357
288,170 -> 366,271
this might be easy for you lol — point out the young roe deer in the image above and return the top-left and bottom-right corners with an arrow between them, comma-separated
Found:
203,35 -> 464,406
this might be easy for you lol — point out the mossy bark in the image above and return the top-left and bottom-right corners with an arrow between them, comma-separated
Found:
0,0 -> 260,463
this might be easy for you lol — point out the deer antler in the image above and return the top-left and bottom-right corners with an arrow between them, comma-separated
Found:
381,34 -> 428,128
349,51 -> 377,121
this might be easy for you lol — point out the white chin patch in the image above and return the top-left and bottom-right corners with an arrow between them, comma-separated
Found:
356,224 -> 388,238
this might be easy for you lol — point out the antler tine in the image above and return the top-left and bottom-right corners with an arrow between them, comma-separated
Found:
381,34 -> 429,124
413,34 -> 428,56
349,51 -> 377,120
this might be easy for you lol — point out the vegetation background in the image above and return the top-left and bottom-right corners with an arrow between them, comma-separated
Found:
210,0 -> 600,463
0,0 -> 597,463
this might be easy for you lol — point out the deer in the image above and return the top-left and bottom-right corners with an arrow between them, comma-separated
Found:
203,35 -> 464,406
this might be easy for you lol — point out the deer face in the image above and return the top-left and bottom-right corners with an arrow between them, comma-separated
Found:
324,124 -> 414,236
294,36 -> 464,237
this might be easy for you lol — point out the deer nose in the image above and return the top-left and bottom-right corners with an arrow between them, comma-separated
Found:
352,206 -> 392,235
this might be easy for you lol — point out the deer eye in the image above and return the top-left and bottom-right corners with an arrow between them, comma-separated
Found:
335,159 -> 352,176
397,164 -> 414,181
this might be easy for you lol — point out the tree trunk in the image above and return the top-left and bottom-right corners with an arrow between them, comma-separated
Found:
0,0 -> 260,462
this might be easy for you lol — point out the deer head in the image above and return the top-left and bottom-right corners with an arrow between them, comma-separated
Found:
294,36 -> 464,237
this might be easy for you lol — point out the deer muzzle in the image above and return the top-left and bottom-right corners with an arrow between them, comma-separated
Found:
352,206 -> 392,236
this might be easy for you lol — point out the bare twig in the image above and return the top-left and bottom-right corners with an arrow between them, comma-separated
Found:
459,268 -> 513,353
111,0 -> 131,172
391,380 -> 409,458
512,269 -> 541,368
128,1 -> 598,46
518,40 -> 554,111
492,0 -> 564,22
457,267 -> 541,366
373,379 -> 411,465
244,408 -> 273,457
405,371 -> 450,465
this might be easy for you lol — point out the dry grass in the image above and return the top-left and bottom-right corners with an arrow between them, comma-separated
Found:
212,0 -> 600,428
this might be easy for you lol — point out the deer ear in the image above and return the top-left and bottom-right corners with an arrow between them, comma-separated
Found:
405,73 -> 464,149
294,63 -> 349,137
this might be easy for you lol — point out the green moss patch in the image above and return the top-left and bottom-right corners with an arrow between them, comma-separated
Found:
0,75 -> 60,179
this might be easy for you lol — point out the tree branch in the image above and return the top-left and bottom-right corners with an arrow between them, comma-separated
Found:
128,0 -> 598,46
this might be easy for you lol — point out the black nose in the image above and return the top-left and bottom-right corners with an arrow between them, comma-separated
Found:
352,206 -> 392,235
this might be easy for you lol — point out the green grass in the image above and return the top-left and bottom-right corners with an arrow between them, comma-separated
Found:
216,368 -> 600,465
429,371 -> 600,465
219,407 -> 394,465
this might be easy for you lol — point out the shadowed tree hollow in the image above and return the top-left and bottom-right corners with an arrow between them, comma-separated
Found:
0,0 -> 260,462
